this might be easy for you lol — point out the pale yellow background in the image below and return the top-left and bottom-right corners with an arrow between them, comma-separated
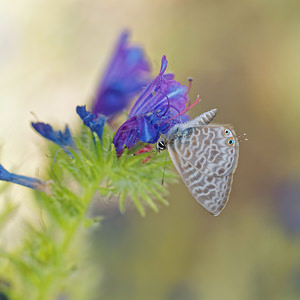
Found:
1,0 -> 300,299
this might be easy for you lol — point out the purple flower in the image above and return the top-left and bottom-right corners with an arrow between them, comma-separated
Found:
92,31 -> 151,118
32,122 -> 75,152
113,55 -> 188,156
76,105 -> 106,141
0,164 -> 51,194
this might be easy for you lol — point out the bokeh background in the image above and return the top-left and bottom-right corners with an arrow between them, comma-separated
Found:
1,0 -> 300,299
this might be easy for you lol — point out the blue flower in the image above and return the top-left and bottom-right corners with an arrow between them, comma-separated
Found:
0,164 -> 51,194
32,122 -> 75,153
92,30 -> 151,118
76,105 -> 106,141
113,55 -> 188,155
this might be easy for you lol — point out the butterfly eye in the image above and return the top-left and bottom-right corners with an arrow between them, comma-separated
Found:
156,141 -> 166,151
227,138 -> 234,146
223,129 -> 231,136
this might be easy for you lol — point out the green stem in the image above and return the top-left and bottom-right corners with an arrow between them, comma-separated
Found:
36,186 -> 97,300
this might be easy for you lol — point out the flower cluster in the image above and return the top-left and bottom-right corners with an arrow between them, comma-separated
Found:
113,55 -> 188,155
0,30 -> 192,195
0,30 -> 200,300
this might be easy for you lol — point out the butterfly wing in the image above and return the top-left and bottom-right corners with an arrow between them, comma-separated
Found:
168,146 -> 233,215
166,124 -> 239,215
170,125 -> 239,177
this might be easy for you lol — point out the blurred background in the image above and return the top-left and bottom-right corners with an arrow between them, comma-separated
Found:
1,0 -> 300,299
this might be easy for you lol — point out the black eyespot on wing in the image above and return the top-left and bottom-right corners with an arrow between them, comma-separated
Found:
223,128 -> 231,136
227,138 -> 234,146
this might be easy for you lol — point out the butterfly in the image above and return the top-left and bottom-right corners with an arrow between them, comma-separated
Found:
156,109 -> 239,216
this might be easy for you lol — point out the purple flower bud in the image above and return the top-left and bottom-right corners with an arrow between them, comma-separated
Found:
113,55 -> 188,156
0,164 -> 51,194
32,122 -> 75,152
76,105 -> 106,141
92,31 -> 151,118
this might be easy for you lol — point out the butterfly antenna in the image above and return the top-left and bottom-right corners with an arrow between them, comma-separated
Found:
237,133 -> 248,142
161,150 -> 168,185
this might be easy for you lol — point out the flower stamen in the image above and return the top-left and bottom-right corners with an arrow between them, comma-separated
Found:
167,95 -> 201,123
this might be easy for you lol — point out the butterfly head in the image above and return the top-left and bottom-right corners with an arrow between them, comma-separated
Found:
156,138 -> 167,152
